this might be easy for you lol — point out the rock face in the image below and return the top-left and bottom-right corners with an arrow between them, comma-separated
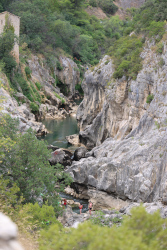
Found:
0,87 -> 45,133
0,213 -> 23,250
55,56 -> 80,97
115,0 -> 146,9
67,40 -> 167,205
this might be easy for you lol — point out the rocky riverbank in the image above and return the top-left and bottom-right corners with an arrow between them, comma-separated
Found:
59,201 -> 167,228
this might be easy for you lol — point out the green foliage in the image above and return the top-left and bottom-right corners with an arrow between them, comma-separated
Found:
156,42 -> 164,54
147,21 -> 165,42
0,115 -> 72,212
89,0 -> 118,15
56,61 -> 63,71
75,83 -> 83,95
19,202 -> 61,230
0,114 -> 18,162
30,102 -> 39,113
12,73 -> 33,101
98,0 -> 118,15
35,82 -> 41,90
146,94 -> 154,104
25,66 -> 31,79
39,206 -> 167,250
0,28 -> 16,75
109,35 -> 143,79
89,211 -> 123,227
7,0 -> 102,65
0,176 -> 22,213
54,92 -> 66,104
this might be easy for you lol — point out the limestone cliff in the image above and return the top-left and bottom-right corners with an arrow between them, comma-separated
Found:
67,40 -> 167,205
0,54 -> 79,133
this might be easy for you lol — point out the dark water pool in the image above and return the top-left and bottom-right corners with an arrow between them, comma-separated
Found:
39,116 -> 79,152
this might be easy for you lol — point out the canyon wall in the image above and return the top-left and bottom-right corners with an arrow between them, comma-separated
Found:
67,40 -> 167,205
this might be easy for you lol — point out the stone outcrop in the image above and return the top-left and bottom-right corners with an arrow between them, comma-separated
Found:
0,213 -> 23,250
67,40 -> 167,205
66,134 -> 80,146
55,56 -> 80,97
0,87 -> 46,133
49,148 -> 73,167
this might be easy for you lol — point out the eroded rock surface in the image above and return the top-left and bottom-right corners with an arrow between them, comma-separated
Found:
55,56 -> 80,97
68,40 -> 167,204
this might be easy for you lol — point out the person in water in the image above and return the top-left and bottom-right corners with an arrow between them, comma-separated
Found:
88,201 -> 93,215
79,203 -> 83,214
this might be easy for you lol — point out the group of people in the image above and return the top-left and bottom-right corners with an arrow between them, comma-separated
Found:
79,201 -> 92,215
63,199 -> 93,215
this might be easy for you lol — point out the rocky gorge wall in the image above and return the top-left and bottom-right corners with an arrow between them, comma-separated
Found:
0,54 -> 80,133
67,40 -> 167,206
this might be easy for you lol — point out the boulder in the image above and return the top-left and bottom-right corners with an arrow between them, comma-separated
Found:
66,134 -> 80,146
49,149 -> 73,167
0,213 -> 24,250
74,147 -> 87,161
58,206 -> 85,227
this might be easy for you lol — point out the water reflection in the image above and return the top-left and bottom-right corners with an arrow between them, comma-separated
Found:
39,116 -> 79,151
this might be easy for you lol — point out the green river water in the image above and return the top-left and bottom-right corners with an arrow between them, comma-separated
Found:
39,116 -> 79,152
39,115 -> 88,213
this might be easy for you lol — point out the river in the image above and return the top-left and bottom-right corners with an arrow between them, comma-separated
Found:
40,115 -> 88,214
39,116 -> 79,152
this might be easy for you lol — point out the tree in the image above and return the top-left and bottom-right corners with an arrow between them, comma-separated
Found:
0,115 -> 72,213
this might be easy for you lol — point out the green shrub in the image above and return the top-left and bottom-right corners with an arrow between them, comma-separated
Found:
30,102 -> 39,113
109,36 -> 143,80
35,82 -> 41,90
25,66 -> 31,78
54,92 -> 65,104
3,54 -> 17,75
56,61 -> 63,71
12,73 -> 33,101
39,206 -> 167,250
147,21 -> 165,41
146,94 -> 154,104
156,42 -> 164,54
20,203 -> 61,230
75,83 -> 84,95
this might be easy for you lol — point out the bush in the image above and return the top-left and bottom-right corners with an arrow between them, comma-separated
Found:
30,102 -> 39,113
56,61 -> 63,71
3,54 -> 17,74
146,94 -> 154,104
12,73 -> 33,101
156,42 -> 164,54
109,36 -> 143,80
25,66 -> 31,78
35,82 -> 41,90
39,206 -> 167,250
20,203 -> 61,230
